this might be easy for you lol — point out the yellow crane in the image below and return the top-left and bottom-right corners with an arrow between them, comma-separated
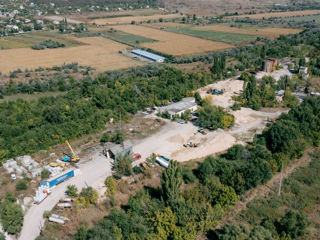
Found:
65,140 -> 80,163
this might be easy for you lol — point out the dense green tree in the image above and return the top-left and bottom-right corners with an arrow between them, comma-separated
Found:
278,210 -> 308,239
263,120 -> 300,153
113,153 -> 133,178
215,223 -> 250,240
198,103 -> 234,130
161,161 -> 182,205
0,202 -> 23,234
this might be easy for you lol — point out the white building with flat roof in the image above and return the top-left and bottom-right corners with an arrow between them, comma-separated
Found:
160,97 -> 197,118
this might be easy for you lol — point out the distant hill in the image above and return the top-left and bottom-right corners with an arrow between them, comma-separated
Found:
33,0 -> 163,8
163,0 -> 320,15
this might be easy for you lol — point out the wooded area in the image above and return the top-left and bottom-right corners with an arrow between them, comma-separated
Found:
72,95 -> 320,239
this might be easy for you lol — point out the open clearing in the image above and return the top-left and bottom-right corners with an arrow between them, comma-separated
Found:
195,25 -> 302,38
90,13 -> 180,25
229,10 -> 320,19
0,31 -> 82,49
0,37 -> 142,73
166,27 -> 257,44
113,25 -> 234,55
133,78 -> 287,162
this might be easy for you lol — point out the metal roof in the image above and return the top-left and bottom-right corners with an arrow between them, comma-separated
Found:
131,49 -> 165,61
107,141 -> 132,156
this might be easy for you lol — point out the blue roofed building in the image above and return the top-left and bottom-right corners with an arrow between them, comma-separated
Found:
131,49 -> 165,63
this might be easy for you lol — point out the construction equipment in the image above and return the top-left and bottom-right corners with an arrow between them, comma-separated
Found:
132,153 -> 142,161
198,128 -> 207,135
183,142 -> 199,148
207,88 -> 224,95
62,141 -> 80,163
49,162 -> 66,168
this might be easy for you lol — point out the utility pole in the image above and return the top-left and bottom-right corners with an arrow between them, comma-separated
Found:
119,110 -> 122,131
278,162 -> 283,196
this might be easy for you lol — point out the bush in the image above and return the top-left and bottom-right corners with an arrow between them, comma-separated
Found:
41,169 -> 50,180
105,176 -> 117,196
15,180 -> 27,191
66,185 -> 78,197
43,210 -> 52,218
31,40 -> 65,50
79,187 -> 98,207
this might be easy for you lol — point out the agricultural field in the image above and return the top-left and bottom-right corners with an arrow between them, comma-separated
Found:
90,13 -> 180,25
113,24 -> 234,55
195,25 -> 302,38
0,37 -> 142,73
229,9 -> 320,19
0,31 -> 82,49
165,27 -> 257,44
143,22 -> 191,29
281,14 -> 320,24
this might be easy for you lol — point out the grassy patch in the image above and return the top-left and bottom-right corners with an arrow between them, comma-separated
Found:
109,33 -> 156,45
165,27 -> 256,44
0,31 -> 82,49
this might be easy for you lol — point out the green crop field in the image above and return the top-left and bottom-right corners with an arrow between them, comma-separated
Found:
0,31 -> 82,49
109,33 -> 156,45
166,27 -> 257,44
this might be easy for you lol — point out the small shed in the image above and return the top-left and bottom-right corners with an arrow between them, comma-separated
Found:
103,141 -> 133,159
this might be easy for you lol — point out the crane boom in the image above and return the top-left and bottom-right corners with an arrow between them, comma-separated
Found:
65,140 -> 79,162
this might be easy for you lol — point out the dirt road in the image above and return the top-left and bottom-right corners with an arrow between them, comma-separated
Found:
19,149 -> 112,240
216,148 -> 314,229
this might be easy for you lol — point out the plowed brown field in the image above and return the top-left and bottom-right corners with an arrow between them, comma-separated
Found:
113,25 -> 234,55
0,37 -> 142,73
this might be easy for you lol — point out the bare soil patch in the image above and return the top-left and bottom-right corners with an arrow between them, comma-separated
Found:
113,25 -> 234,55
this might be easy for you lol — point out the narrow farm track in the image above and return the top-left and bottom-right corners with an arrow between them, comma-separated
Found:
216,148 -> 315,229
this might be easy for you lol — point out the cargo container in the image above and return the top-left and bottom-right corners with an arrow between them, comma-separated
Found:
156,155 -> 170,168
41,170 -> 75,188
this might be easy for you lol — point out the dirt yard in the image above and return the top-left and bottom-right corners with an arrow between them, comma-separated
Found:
90,13 -> 180,25
113,25 -> 234,55
229,10 -> 320,19
133,77 -> 287,163
0,36 -> 142,73
195,25 -> 302,38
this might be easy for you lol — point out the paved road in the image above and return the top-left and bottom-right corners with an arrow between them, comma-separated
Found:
19,150 -> 112,240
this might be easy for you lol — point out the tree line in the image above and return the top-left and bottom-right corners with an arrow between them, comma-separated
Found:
0,65 -> 212,164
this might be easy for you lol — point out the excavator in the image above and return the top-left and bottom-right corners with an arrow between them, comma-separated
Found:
61,140 -> 80,163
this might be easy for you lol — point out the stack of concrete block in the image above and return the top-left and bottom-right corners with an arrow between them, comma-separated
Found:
31,168 -> 42,178
3,159 -> 17,174
44,166 -> 62,176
